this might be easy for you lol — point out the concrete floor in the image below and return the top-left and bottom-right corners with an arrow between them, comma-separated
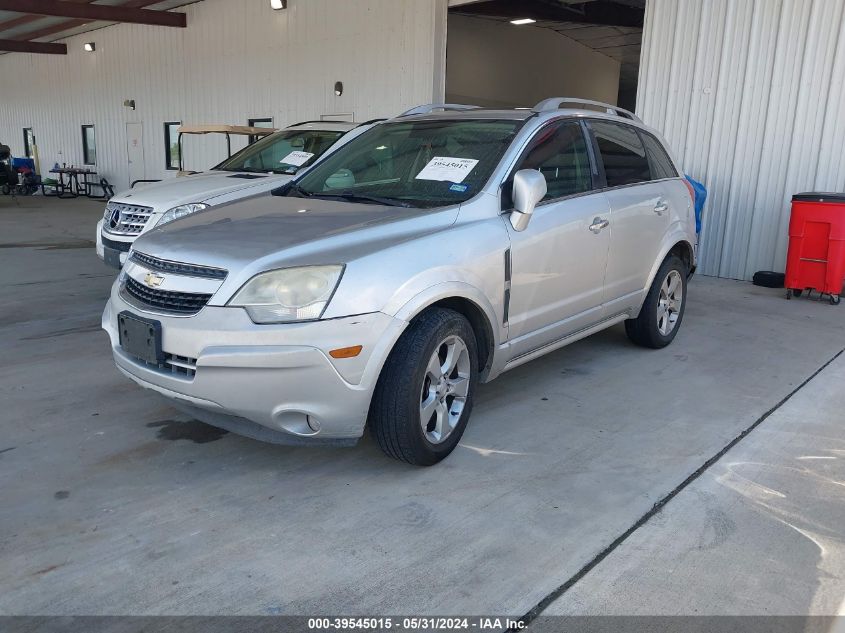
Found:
1,195 -> 844,617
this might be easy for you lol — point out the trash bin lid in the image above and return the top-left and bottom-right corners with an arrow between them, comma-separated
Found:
792,192 -> 845,203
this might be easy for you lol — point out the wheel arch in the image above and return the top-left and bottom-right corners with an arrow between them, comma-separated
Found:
391,283 -> 501,382
645,234 -> 696,293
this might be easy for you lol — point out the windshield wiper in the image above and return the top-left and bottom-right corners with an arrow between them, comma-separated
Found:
312,191 -> 414,208
216,167 -> 267,174
279,182 -> 313,198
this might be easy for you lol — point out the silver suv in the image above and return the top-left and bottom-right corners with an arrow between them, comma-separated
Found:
103,99 -> 697,466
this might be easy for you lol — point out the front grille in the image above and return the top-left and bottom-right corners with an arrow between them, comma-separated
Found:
131,251 -> 227,280
102,235 -> 132,252
122,276 -> 212,315
164,353 -> 197,378
104,203 -> 154,236
129,351 -> 198,380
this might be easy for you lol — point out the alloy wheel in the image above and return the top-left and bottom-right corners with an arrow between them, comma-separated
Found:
419,335 -> 471,444
657,270 -> 683,336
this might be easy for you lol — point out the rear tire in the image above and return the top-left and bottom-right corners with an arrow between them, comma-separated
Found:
369,308 -> 478,466
625,255 -> 688,349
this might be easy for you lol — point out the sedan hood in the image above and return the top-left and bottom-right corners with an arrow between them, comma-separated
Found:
111,171 -> 292,210
131,193 -> 455,275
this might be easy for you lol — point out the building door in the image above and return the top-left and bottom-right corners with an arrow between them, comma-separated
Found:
125,122 -> 145,188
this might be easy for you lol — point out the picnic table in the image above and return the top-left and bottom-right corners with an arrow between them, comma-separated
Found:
44,167 -> 112,199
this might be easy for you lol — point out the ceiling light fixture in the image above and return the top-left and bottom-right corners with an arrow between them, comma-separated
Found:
270,0 -> 287,9
83,42 -> 96,52
510,18 -> 536,25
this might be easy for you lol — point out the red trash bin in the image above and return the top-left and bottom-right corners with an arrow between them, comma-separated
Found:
785,192 -> 845,305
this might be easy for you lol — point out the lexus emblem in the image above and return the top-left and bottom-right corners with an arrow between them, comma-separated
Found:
144,272 -> 165,288
108,207 -> 121,229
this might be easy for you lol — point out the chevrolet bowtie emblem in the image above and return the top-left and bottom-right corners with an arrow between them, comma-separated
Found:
144,272 -> 165,288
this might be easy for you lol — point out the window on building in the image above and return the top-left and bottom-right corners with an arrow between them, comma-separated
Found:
23,128 -> 35,158
81,125 -> 96,165
639,131 -> 678,180
589,121 -> 651,188
248,118 -> 274,144
164,121 -> 181,170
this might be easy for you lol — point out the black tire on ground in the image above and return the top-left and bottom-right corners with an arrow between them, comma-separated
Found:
753,270 -> 786,288
831,295 -> 841,306
369,307 -> 478,466
625,255 -> 688,349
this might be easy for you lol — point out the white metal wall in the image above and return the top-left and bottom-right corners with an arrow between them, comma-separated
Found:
637,0 -> 845,280
0,0 -> 447,191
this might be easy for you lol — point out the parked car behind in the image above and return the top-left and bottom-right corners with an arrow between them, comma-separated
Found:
103,99 -> 697,466
96,120 -> 378,268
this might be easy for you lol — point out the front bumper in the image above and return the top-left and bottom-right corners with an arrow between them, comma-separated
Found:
102,285 -> 407,444
96,220 -> 132,269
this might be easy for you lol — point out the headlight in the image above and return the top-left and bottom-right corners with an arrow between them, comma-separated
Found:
155,203 -> 209,227
228,265 -> 344,323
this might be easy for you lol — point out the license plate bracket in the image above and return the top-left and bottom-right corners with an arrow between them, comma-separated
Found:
104,246 -> 122,269
118,311 -> 163,365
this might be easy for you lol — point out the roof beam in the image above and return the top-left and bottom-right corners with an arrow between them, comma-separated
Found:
0,0 -> 187,28
0,38 -> 66,54
6,0 -> 163,43
0,0 -> 95,32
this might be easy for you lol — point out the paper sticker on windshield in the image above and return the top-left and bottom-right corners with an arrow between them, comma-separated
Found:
415,157 -> 479,184
280,150 -> 315,166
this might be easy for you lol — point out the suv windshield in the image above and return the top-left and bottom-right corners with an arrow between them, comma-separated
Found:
289,119 -> 521,208
214,129 -> 345,175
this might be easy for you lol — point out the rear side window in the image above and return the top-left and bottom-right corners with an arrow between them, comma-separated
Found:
590,121 -> 650,187
503,121 -> 592,207
640,132 -> 678,180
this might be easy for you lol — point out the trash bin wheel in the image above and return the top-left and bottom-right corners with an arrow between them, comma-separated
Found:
831,295 -> 840,306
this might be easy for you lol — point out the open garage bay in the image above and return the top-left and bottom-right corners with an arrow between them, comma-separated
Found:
1,197 -> 844,616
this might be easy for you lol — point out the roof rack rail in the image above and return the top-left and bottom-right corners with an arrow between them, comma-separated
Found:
399,103 -> 480,117
533,98 -> 642,123
357,117 -> 387,127
288,119 -> 356,127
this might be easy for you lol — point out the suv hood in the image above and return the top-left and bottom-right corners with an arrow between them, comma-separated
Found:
111,171 -> 294,210
131,194 -> 456,278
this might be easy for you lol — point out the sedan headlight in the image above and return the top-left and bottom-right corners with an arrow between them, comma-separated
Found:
228,265 -> 344,323
156,203 -> 209,227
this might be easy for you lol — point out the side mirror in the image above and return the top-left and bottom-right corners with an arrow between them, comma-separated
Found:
509,169 -> 547,231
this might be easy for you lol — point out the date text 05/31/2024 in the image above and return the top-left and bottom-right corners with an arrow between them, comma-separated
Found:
307,617 -> 526,630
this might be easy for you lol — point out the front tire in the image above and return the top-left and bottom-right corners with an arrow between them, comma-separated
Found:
625,255 -> 688,349
369,308 -> 478,466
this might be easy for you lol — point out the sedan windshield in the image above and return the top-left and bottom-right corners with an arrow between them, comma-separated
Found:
289,119 -> 521,208
214,129 -> 345,175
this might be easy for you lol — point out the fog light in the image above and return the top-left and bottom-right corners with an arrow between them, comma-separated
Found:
307,416 -> 321,432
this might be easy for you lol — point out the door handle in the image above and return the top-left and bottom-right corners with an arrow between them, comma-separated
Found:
654,201 -> 669,215
589,217 -> 610,234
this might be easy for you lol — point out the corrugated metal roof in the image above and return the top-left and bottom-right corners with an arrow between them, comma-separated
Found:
637,0 -> 845,280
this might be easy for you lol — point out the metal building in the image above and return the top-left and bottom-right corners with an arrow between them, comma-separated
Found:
638,0 -> 845,279
2,0 -> 844,281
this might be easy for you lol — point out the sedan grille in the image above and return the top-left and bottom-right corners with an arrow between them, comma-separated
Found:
131,251 -> 227,280
122,276 -> 212,315
104,203 -> 154,236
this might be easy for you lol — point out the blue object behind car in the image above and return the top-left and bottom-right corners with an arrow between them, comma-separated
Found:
685,174 -> 707,234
